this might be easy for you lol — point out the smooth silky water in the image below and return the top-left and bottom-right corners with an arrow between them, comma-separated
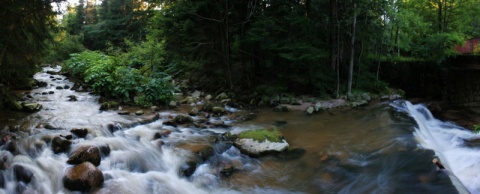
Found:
0,66 -> 475,193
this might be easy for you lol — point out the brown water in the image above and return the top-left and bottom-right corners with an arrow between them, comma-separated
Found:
0,66 -> 464,194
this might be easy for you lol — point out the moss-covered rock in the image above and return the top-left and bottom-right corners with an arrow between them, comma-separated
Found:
234,128 -> 289,156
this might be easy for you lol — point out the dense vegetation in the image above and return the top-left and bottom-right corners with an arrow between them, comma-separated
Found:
2,0 -> 480,108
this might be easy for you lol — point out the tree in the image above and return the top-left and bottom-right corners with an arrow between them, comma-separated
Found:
0,0 -> 66,88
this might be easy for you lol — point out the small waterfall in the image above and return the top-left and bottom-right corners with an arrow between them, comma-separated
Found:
391,101 -> 476,194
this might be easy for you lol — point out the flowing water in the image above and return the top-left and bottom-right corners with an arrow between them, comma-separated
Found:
0,66 -> 477,193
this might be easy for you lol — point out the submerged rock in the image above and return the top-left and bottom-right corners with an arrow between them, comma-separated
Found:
13,165 -> 34,184
52,136 -> 72,154
71,128 -> 89,138
63,162 -> 104,192
67,145 -> 101,166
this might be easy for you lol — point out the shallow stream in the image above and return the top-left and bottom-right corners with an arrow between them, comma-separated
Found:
0,66 -> 477,194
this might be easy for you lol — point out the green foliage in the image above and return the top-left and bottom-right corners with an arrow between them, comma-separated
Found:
474,124 -> 480,134
46,33 -> 86,63
237,128 -> 283,143
418,33 -> 464,63
63,50 -> 174,104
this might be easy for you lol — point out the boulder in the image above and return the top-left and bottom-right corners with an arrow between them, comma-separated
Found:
97,144 -> 111,157
52,136 -> 72,154
99,101 -> 119,111
153,130 -> 172,139
215,92 -> 229,101
233,128 -> 289,156
201,102 -> 214,112
135,110 -> 144,116
314,102 -> 323,112
168,101 -> 177,108
306,106 -> 315,115
21,103 -> 42,112
205,94 -> 212,101
173,114 -> 194,124
191,90 -> 201,98
13,165 -> 34,184
212,107 -> 226,115
56,86 -> 64,90
71,128 -> 89,138
189,107 -> 199,116
67,145 -> 101,166
117,110 -> 130,115
162,120 -> 177,127
274,105 -> 292,112
67,95 -> 77,102
63,162 -> 104,192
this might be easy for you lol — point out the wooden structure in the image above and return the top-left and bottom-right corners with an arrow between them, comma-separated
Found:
455,38 -> 480,54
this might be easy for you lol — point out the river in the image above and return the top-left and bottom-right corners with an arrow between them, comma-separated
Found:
0,66 -> 476,194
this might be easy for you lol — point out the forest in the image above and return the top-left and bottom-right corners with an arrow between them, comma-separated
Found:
1,0 -> 480,108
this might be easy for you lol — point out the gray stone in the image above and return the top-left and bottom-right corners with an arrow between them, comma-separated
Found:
306,106 -> 315,115
215,92 -> 229,100
234,138 -> 289,156
205,94 -> 212,101
135,110 -> 144,115
191,90 -> 201,98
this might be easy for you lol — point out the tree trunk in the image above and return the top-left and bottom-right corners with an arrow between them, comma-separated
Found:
347,2 -> 357,96
330,0 -> 338,70
438,0 -> 443,32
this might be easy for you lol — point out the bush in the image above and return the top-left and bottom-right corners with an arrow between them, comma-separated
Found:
63,50 -> 174,105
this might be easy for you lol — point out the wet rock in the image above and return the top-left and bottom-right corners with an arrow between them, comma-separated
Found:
56,86 -> 64,90
46,70 -> 59,75
42,92 -> 48,95
168,101 -> 177,108
35,80 -> 48,87
178,143 -> 215,161
235,113 -> 257,122
13,165 -> 34,184
274,105 -> 292,112
234,128 -> 289,156
205,94 -> 212,101
48,91 -> 54,94
173,114 -> 194,124
201,102 -> 215,112
181,161 -> 198,177
44,123 -> 61,130
219,163 -> 235,177
21,103 -> 42,112
306,106 -> 315,115
135,110 -> 144,116
52,136 -> 72,154
189,107 -> 199,116
71,128 -> 89,138
162,120 -> 177,127
67,145 -> 101,166
151,106 -> 160,112
63,162 -> 104,192
99,101 -> 119,111
117,110 -> 129,115
193,122 -> 207,129
208,120 -> 229,128
191,90 -> 201,98
153,130 -> 172,139
216,92 -> 229,101
212,107 -> 226,116
64,85 -> 70,89
26,94 -> 33,98
67,95 -> 77,102
106,123 -> 123,133
314,102 -> 323,112
97,144 -> 111,157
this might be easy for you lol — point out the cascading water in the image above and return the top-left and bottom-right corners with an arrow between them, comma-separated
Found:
391,100 -> 476,194
0,65 -> 471,194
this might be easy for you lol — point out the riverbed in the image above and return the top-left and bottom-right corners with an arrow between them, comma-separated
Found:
0,66 -> 475,194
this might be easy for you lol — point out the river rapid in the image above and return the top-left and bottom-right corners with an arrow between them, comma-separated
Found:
0,66 -> 477,193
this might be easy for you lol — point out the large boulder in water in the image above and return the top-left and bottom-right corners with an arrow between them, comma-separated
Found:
67,145 -> 101,166
52,136 -> 72,154
233,128 -> 289,156
63,162 -> 104,192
